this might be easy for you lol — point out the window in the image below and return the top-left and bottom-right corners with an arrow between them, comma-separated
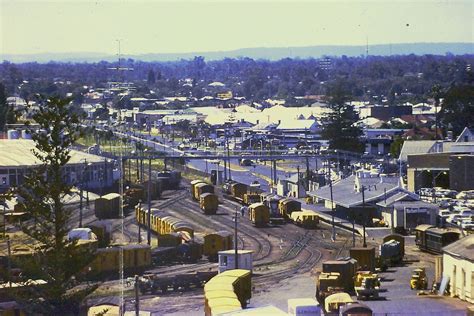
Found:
222,256 -> 228,266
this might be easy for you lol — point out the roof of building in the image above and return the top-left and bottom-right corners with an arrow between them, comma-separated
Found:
443,235 -> 474,262
276,119 -> 318,130
399,140 -> 436,161
0,140 -> 105,167
308,175 -> 404,208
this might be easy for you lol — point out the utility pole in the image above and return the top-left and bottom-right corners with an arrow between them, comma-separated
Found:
227,134 -> 232,181
138,201 -> 142,244
134,275 -> 140,316
233,209 -> 239,269
362,186 -> 367,248
147,157 -> 152,245
329,165 -> 335,241
79,186 -> 83,228
7,239 -> 11,287
305,156 -> 310,191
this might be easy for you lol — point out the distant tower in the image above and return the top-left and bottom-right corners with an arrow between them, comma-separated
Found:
366,36 -> 369,58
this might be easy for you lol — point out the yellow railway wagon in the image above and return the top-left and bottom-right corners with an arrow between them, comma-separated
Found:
220,269 -> 252,306
191,179 -> 206,200
156,233 -> 182,247
203,269 -> 252,315
87,244 -> 151,276
200,193 -> 219,215
88,304 -> 120,316
194,183 -> 215,201
249,203 -> 270,227
230,182 -> 248,201
291,210 -> 319,228
279,198 -> 302,219
202,231 -> 233,259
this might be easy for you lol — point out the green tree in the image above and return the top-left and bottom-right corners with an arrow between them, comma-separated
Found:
147,69 -> 156,85
0,83 -> 8,131
439,84 -> 474,136
390,136 -> 405,158
321,82 -> 364,152
13,96 -> 97,315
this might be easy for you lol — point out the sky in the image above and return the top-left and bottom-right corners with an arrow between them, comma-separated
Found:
1,0 -> 472,55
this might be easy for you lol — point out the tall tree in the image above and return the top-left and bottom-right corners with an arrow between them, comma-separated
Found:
439,84 -> 474,136
147,69 -> 156,85
0,83 -> 8,131
321,82 -> 364,152
13,96 -> 97,315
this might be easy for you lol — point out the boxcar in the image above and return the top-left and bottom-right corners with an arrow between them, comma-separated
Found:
279,198 -> 302,219
200,193 -> 219,215
230,182 -> 248,201
202,231 -> 233,261
191,180 -> 206,200
194,183 -> 214,201
290,210 -> 319,228
142,179 -> 162,200
249,203 -> 270,227
94,193 -> 120,219
416,225 -> 460,253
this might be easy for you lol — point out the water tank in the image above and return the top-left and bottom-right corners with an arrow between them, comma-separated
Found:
7,129 -> 19,139
21,130 -> 32,139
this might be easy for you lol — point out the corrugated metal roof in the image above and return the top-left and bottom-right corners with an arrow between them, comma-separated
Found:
276,119 -> 318,130
399,140 -> 436,161
0,139 -> 105,167
443,235 -> 474,262
308,175 -> 403,208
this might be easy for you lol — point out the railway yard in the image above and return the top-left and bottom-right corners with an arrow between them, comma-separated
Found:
60,176 -> 470,316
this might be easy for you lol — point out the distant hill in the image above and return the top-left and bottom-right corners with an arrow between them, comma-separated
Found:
2,42 -> 472,63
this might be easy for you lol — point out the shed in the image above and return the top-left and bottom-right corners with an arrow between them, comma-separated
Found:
218,250 -> 253,273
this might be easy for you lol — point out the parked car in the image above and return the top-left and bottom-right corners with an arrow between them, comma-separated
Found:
456,190 -> 474,200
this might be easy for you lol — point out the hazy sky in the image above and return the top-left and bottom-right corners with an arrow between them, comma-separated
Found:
1,0 -> 472,55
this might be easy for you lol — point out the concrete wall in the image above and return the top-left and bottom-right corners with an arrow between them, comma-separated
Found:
443,253 -> 474,303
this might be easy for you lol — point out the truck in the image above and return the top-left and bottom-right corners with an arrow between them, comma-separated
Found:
354,271 -> 380,300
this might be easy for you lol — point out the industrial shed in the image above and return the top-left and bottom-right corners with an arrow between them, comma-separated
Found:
442,235 -> 474,304
377,192 -> 438,230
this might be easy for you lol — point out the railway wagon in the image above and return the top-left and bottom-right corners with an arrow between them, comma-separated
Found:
279,198 -> 302,219
200,193 -> 219,215
415,225 -> 460,254
94,193 -> 120,219
380,234 -> 405,264
290,210 -> 319,228
230,182 -> 248,201
350,247 -> 376,272
194,183 -> 215,201
87,221 -> 112,248
249,202 -> 270,227
155,170 -> 181,190
200,231 -> 233,261
88,304 -> 120,316
191,179 -> 206,200
204,269 -> 252,315
135,206 -> 195,240
86,244 -> 151,277
123,187 -> 145,208
142,179 -> 162,200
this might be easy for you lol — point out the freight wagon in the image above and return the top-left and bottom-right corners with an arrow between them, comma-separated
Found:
279,198 -> 302,219
248,203 -> 270,227
94,193 -> 120,219
415,225 -> 460,254
200,193 -> 219,214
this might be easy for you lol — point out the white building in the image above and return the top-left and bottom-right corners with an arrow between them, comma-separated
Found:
0,140 -> 115,192
442,235 -> 474,303
218,250 -> 253,273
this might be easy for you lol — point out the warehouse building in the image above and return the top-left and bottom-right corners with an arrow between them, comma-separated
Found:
442,235 -> 474,304
0,140 -> 115,193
